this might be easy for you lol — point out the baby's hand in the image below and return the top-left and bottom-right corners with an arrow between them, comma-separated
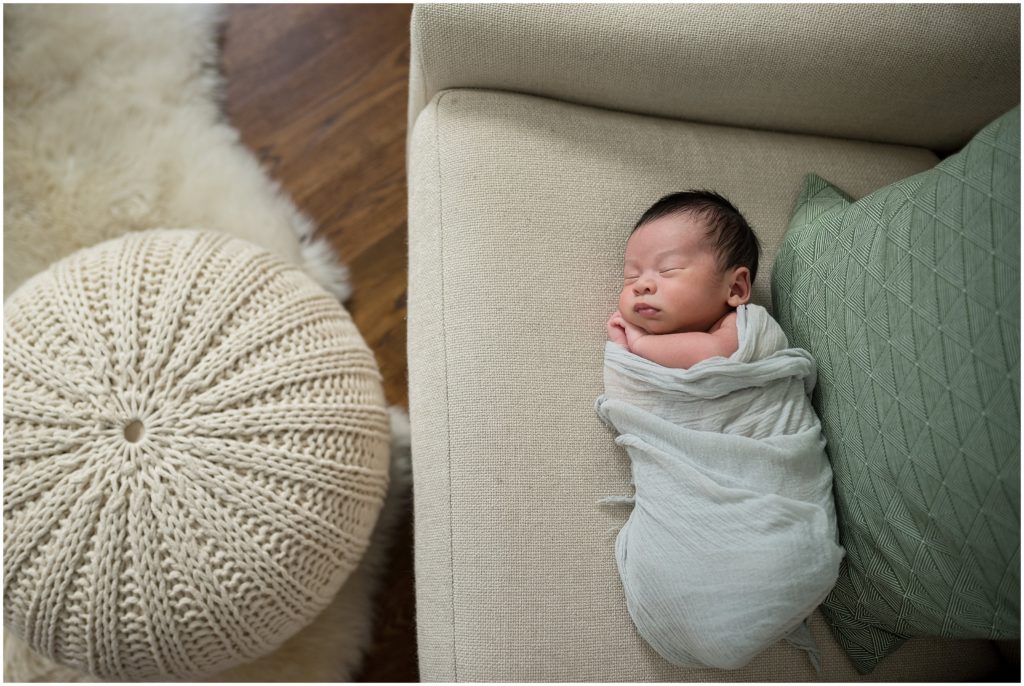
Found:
607,311 -> 628,347
620,316 -> 648,349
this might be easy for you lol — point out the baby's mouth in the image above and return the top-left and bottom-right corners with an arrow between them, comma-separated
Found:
634,303 -> 660,317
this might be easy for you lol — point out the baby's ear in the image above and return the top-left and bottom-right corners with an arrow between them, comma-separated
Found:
726,267 -> 752,307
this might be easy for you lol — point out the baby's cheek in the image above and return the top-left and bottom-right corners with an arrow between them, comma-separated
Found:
617,289 -> 631,316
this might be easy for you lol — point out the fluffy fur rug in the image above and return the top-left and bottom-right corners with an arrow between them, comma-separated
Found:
3,3 -> 349,301
3,4 -> 411,681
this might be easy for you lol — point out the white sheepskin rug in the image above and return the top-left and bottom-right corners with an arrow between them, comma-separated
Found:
3,3 -> 349,301
3,4 -> 411,681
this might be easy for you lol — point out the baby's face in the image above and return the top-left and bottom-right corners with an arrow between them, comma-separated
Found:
619,213 -> 734,335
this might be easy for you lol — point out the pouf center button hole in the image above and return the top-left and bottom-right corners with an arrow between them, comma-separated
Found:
123,420 -> 145,443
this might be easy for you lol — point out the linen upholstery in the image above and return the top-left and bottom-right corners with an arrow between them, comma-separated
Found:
772,107 -> 1020,673
409,3 -> 1020,155
406,87 -> 1005,681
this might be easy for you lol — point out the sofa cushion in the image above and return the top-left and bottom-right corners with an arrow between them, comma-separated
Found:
771,107 -> 1021,673
407,87 -> 1005,680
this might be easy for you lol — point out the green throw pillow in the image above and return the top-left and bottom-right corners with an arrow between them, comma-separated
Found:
772,106 -> 1020,674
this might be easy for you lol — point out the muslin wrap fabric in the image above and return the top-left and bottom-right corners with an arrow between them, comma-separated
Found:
595,303 -> 844,672
3,229 -> 391,680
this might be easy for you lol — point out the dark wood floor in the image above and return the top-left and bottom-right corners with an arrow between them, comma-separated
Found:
221,4 -> 417,681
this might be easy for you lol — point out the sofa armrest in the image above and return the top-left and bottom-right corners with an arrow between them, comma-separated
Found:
409,3 -> 1019,153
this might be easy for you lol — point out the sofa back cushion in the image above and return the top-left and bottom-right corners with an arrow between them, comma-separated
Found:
410,4 -> 1020,154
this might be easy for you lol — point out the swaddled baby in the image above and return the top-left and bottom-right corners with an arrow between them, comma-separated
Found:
597,191 -> 845,673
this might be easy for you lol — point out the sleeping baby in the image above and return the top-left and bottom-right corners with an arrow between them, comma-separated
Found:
595,191 -> 845,673
606,190 -> 755,367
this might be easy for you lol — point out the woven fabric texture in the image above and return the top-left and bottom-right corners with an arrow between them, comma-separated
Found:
410,4 -> 1019,153
771,107 -> 1020,673
406,88 -> 1004,681
3,229 -> 391,680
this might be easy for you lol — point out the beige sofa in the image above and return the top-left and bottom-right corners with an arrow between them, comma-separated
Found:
406,4 -> 1019,681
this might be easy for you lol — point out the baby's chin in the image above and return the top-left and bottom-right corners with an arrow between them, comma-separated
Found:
626,312 -> 708,335
624,312 -> 665,335
642,323 -> 680,335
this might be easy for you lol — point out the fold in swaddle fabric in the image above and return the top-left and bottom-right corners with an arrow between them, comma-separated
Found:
595,304 -> 844,672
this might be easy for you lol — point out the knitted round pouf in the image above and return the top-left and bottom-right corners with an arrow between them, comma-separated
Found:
3,229 -> 391,680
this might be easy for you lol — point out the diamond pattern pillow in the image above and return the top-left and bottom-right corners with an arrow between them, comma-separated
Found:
771,106 -> 1020,674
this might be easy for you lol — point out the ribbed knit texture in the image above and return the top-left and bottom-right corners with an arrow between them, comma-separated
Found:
3,229 -> 391,681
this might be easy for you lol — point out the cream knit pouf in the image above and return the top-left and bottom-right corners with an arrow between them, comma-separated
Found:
2,229 -> 391,680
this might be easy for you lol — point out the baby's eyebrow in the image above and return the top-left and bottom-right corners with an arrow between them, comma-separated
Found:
624,249 -> 686,267
651,248 -> 687,260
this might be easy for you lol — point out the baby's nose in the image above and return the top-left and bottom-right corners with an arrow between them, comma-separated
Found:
634,276 -> 656,294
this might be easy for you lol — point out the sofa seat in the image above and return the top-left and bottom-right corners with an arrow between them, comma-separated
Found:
407,87 -> 1004,680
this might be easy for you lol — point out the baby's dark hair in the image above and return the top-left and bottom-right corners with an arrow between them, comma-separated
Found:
632,190 -> 761,283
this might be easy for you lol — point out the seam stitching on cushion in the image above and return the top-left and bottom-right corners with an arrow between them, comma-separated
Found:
423,26 -> 432,114
434,89 -> 457,682
413,7 -> 430,122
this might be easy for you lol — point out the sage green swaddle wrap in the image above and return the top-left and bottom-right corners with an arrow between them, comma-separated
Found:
595,303 -> 844,672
